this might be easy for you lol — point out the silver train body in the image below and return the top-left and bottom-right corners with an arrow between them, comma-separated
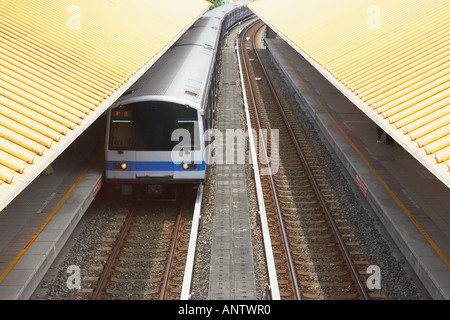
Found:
105,1 -> 252,195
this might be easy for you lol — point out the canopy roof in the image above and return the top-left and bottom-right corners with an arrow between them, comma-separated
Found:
248,0 -> 450,188
0,0 -> 211,211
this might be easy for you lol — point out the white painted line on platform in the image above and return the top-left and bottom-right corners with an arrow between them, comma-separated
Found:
181,184 -> 204,300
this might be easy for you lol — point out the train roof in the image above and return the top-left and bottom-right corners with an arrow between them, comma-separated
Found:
114,0 -> 252,111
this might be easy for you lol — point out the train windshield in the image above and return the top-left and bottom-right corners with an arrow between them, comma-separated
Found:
109,101 -> 200,151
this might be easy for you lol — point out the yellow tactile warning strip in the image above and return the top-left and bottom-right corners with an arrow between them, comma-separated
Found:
0,151 -> 101,285
248,0 -> 450,187
0,0 -> 211,211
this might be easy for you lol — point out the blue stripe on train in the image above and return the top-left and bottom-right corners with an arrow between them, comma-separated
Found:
106,161 -> 206,171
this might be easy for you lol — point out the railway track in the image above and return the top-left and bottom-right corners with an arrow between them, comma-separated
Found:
240,20 -> 370,300
91,186 -> 196,300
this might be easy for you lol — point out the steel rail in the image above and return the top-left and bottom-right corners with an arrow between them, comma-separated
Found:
92,204 -> 136,300
240,20 -> 302,300
251,23 -> 370,300
180,185 -> 204,300
160,198 -> 185,300
237,29 -> 280,301
92,195 -> 188,300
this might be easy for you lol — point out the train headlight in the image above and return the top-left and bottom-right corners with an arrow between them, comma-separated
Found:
182,163 -> 197,170
113,162 -> 128,170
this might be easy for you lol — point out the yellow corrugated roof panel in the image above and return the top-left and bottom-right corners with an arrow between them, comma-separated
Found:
248,0 -> 450,187
0,0 -> 211,211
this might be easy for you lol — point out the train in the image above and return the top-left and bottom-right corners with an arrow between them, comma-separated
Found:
104,1 -> 252,197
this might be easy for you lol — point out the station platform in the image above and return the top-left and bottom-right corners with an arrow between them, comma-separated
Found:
0,120 -> 104,300
0,37 -> 448,301
265,38 -> 450,300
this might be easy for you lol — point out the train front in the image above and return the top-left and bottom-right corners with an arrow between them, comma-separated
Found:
105,99 -> 205,197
